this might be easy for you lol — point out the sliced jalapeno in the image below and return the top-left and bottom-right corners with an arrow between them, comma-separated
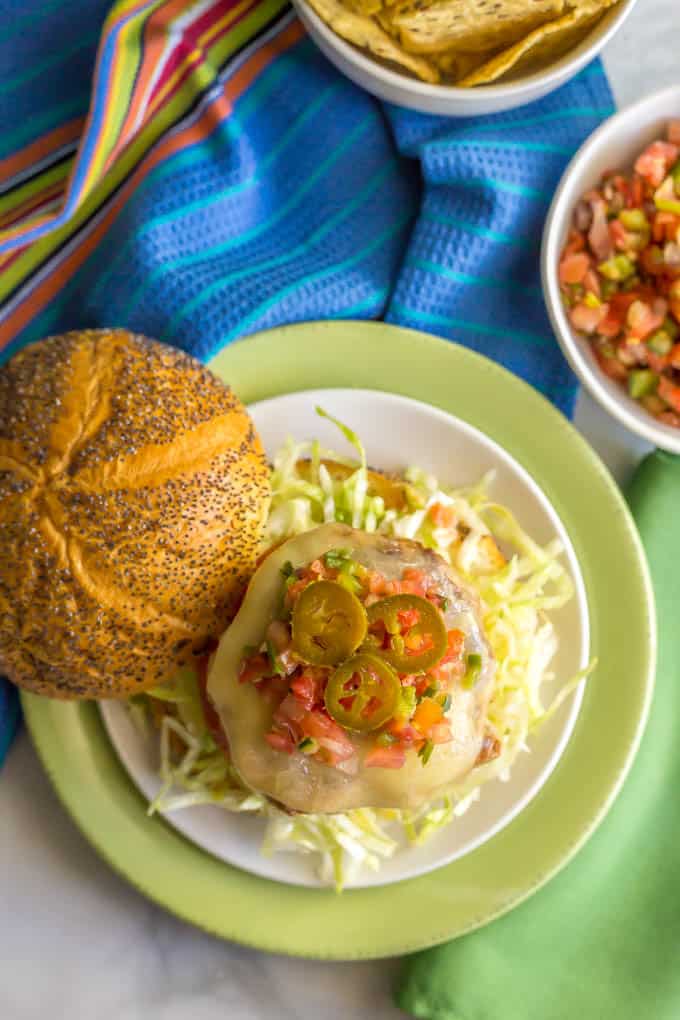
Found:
364,594 -> 447,673
291,579 -> 367,666
324,653 -> 400,732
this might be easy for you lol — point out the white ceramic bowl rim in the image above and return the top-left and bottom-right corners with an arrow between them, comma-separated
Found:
294,0 -> 637,102
542,83 -> 680,455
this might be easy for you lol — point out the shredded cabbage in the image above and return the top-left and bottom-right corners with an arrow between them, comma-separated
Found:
132,411 -> 591,889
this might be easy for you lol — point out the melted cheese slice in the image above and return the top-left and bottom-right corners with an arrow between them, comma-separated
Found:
208,524 -> 495,813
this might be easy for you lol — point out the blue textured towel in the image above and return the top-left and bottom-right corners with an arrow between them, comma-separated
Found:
0,1 -> 615,764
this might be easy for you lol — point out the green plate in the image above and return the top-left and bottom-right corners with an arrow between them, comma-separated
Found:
21,321 -> 655,960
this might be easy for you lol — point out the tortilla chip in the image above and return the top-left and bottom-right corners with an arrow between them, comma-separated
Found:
307,0 -> 441,81
389,0 -> 564,55
457,0 -> 615,86
375,7 -> 402,34
433,48 -> 490,82
346,0 -> 384,16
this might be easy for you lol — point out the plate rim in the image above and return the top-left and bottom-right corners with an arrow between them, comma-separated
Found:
21,320 -> 657,959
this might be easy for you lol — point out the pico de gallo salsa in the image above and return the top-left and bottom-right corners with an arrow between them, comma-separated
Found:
237,547 -> 483,772
559,120 -> 680,427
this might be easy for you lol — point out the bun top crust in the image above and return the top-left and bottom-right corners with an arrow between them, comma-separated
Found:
0,329 -> 270,699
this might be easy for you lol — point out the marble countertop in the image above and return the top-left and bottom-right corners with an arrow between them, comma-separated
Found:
1,2 -> 677,1017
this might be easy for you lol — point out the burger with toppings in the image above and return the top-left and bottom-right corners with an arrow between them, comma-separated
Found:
0,331 -> 578,886
209,523 -> 498,814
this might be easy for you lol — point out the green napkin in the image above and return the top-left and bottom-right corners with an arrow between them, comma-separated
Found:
396,450 -> 680,1020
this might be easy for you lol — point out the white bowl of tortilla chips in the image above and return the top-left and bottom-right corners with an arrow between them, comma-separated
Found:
293,0 -> 637,115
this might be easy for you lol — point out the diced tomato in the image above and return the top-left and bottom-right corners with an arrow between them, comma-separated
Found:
668,121 -> 680,146
429,502 -> 455,528
265,731 -> 295,754
403,567 -> 426,584
397,568 -> 429,597
275,693 -> 306,722
653,212 -> 680,243
582,268 -> 602,298
366,570 -> 388,596
664,216 -> 680,243
364,746 -> 406,769
441,628 -> 465,664
558,252 -> 590,285
569,302 -> 607,334
629,174 -> 645,208
651,212 -> 677,243
612,292 -> 643,316
429,721 -> 453,745
387,718 -> 420,743
412,675 -> 430,697
397,607 -> 421,630
290,675 -> 316,710
669,343 -> 680,369
627,299 -> 666,340
609,218 -> 630,250
386,572 -> 428,598
647,352 -> 669,374
239,652 -> 270,684
634,141 -> 679,188
302,709 -> 348,742
596,308 -> 624,339
658,376 -> 680,413
290,670 -> 325,710
597,292 -> 642,339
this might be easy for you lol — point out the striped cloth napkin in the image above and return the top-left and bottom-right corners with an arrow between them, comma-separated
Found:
0,1 -> 615,763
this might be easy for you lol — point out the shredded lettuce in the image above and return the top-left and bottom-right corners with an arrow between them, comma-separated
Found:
132,409 -> 590,890
138,684 -> 265,817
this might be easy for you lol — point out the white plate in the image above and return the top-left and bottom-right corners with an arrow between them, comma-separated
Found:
100,388 -> 589,888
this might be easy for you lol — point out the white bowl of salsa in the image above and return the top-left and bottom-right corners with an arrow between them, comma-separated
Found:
542,84 -> 680,455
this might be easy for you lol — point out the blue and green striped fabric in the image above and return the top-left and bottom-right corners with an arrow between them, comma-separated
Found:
0,0 -> 615,760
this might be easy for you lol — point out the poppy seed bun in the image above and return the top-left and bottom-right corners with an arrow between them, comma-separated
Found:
0,329 -> 270,699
